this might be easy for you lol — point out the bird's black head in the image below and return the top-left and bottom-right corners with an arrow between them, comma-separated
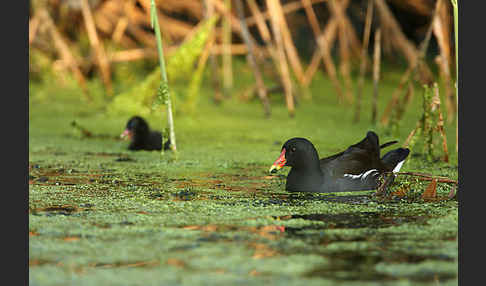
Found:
121,116 -> 149,140
269,137 -> 320,173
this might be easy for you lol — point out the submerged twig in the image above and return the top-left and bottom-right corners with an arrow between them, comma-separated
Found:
71,121 -> 93,138
390,171 -> 457,184
376,170 -> 458,199
70,121 -> 119,140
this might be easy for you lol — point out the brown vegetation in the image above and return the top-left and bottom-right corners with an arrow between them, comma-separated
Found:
30,0 -> 457,140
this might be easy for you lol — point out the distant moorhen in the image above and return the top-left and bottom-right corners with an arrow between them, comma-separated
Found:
269,131 -> 410,193
120,116 -> 170,151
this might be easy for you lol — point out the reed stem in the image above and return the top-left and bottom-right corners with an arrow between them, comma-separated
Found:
150,0 -> 177,152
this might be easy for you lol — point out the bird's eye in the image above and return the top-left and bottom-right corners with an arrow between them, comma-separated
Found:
291,147 -> 296,152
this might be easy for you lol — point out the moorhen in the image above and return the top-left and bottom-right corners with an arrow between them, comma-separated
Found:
120,116 -> 170,151
269,131 -> 410,193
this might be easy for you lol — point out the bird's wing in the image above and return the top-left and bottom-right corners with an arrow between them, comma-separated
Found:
320,131 -> 383,178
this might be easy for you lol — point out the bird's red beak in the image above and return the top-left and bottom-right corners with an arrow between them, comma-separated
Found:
120,129 -> 132,140
269,148 -> 286,173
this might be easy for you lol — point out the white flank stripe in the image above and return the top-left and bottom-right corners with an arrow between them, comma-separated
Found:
393,160 -> 405,173
343,169 -> 378,181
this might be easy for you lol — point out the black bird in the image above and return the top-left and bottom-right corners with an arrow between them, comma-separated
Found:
120,116 -> 170,151
269,131 -> 410,193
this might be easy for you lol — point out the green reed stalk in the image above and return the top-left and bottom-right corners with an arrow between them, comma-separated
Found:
151,0 -> 177,153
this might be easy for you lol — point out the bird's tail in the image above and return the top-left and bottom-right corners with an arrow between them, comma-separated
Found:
381,148 -> 410,173
380,140 -> 398,149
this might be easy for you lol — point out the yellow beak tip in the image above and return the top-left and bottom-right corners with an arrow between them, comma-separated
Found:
269,165 -> 280,174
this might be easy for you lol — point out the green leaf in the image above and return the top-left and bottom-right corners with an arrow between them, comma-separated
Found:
107,16 -> 218,117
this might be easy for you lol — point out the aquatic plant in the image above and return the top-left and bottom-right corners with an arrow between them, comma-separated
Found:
405,83 -> 449,162
150,0 -> 176,152
106,16 -> 218,118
